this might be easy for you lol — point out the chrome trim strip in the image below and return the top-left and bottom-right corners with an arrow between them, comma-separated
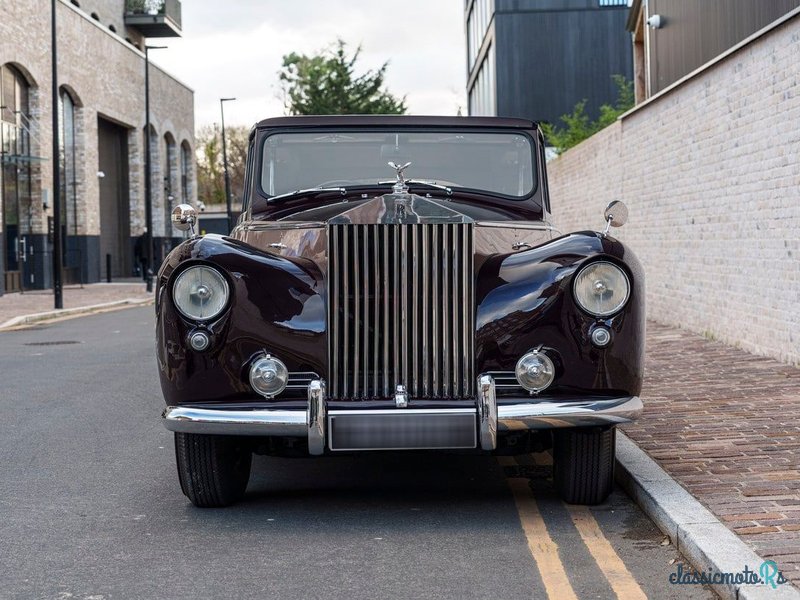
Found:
442,225 -> 450,397
353,226 -> 361,398
401,224 -> 409,390
464,226 -> 473,396
477,221 -> 563,234
432,225 -> 439,395
307,379 -> 326,455
328,408 -> 477,417
342,228 -> 350,399
393,225 -> 400,393
362,226 -> 369,397
373,225 -> 380,395
422,226 -> 429,396
412,225 -> 419,397
383,225 -> 390,396
477,375 -> 498,450
330,226 -> 339,398
452,224 -> 460,396
162,406 -> 307,436
497,396 -> 643,429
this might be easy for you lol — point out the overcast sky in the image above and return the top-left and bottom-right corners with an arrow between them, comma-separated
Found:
151,0 -> 468,130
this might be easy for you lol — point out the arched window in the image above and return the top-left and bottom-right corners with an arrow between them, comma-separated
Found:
59,88 -> 79,245
180,141 -> 191,203
0,64 -> 33,290
163,133 -> 176,235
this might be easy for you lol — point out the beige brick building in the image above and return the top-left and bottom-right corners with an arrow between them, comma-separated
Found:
0,0 -> 195,294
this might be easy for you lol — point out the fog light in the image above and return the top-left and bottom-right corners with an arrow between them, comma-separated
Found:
249,354 -> 288,398
515,350 -> 555,393
188,330 -> 210,352
591,327 -> 612,347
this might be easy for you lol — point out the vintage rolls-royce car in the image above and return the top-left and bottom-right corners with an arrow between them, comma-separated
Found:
158,115 -> 644,508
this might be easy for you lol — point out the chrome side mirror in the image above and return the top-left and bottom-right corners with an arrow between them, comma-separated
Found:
602,201 -> 628,235
172,203 -> 197,235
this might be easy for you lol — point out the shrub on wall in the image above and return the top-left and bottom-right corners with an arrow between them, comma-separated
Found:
541,75 -> 634,154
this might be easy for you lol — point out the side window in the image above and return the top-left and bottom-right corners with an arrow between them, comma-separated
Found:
241,135 -> 255,216
538,133 -> 551,215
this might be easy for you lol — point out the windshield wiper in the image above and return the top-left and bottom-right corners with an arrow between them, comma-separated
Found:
376,180 -> 453,195
267,186 -> 346,204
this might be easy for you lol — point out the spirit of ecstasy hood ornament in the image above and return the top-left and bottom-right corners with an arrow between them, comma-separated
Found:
388,161 -> 411,194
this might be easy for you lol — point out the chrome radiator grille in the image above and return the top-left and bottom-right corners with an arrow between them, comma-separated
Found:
328,223 -> 475,400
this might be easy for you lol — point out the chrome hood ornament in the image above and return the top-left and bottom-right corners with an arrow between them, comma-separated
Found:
388,161 -> 411,194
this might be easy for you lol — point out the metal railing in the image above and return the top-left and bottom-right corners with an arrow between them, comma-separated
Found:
124,0 -> 182,28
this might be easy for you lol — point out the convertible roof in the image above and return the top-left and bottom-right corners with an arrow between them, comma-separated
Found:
255,115 -> 537,130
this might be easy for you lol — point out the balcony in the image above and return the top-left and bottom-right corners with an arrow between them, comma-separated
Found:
124,0 -> 182,38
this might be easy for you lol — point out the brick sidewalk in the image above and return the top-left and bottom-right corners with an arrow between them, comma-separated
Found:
0,283 -> 152,326
624,322 -> 800,586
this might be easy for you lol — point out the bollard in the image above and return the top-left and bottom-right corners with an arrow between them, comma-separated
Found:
106,253 -> 112,283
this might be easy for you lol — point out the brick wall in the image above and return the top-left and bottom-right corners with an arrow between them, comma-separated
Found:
547,12 -> 800,365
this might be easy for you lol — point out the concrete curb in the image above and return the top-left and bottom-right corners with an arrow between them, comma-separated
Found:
0,298 -> 153,331
616,431 -> 800,600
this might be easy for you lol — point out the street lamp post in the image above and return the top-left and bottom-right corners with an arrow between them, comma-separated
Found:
51,0 -> 63,309
144,45 -> 167,293
220,97 -> 236,233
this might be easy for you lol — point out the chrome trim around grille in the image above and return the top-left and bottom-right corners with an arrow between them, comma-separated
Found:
307,379 -> 326,455
477,375 -> 498,450
328,223 -> 475,400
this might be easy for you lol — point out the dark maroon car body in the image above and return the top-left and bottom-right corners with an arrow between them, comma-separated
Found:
157,115 -> 644,507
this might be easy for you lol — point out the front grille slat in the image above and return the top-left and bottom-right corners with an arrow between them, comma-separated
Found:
329,223 -> 474,400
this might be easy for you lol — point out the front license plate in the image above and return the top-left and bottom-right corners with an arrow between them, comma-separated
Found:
328,409 -> 477,451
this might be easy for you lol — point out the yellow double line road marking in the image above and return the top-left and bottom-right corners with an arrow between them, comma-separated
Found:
502,455 -> 647,600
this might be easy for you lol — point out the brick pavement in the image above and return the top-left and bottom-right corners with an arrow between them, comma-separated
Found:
0,283 -> 152,326
624,322 -> 800,586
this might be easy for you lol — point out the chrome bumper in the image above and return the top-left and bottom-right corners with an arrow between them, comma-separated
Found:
162,375 -> 642,453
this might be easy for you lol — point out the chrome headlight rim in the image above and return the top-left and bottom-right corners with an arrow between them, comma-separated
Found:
572,260 -> 631,318
171,263 -> 231,323
515,349 -> 556,394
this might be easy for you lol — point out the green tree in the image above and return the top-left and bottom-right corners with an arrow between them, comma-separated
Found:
195,124 -> 250,205
279,39 -> 407,115
541,75 -> 634,154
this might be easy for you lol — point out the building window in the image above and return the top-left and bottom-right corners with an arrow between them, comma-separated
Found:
180,141 -> 191,204
467,0 -> 494,71
59,88 -> 79,267
469,44 -> 496,116
598,0 -> 627,6
0,64 -> 33,287
163,134 -> 176,236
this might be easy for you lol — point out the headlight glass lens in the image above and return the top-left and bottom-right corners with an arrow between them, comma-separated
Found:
249,355 -> 289,398
515,351 -> 555,393
573,261 -> 630,317
172,265 -> 229,321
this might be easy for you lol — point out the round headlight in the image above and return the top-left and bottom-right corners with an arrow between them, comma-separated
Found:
573,261 -> 630,317
249,355 -> 289,398
172,265 -> 229,321
515,350 -> 555,393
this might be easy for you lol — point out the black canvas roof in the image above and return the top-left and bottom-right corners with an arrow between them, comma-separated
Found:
255,115 -> 536,130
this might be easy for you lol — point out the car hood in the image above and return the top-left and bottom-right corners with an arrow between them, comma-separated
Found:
269,192 -> 536,224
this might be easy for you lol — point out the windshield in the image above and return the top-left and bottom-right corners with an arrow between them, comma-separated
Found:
260,130 -> 536,199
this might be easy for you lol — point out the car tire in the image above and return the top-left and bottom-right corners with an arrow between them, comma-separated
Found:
174,432 -> 252,508
553,426 -> 615,505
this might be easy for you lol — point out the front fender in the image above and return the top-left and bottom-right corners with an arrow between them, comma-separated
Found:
156,235 -> 326,406
475,231 -> 645,397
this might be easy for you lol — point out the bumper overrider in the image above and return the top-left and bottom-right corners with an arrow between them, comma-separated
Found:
162,376 -> 642,454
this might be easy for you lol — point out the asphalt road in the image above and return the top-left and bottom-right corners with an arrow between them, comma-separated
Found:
0,307 -> 716,600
